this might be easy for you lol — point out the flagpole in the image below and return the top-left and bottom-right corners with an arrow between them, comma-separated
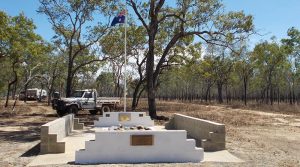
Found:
123,5 -> 127,112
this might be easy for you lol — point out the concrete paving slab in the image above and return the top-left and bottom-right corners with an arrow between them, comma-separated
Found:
204,150 -> 244,162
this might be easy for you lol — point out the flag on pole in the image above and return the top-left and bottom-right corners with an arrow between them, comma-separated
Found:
111,10 -> 126,26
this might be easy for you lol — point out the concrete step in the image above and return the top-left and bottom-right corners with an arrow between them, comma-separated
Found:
201,139 -> 225,151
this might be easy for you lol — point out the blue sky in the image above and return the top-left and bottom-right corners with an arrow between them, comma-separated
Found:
223,0 -> 300,46
1,0 -> 300,46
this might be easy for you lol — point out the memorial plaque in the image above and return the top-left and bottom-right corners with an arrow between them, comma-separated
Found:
139,114 -> 143,117
105,114 -> 110,117
131,135 -> 153,146
119,113 -> 131,122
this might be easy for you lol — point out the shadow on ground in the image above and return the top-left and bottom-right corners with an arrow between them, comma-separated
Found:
0,127 -> 40,142
20,143 -> 40,157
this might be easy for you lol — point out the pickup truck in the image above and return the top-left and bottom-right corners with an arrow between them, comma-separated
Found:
52,89 -> 120,116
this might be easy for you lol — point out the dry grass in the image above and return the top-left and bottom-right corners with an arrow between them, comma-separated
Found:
134,99 -> 273,127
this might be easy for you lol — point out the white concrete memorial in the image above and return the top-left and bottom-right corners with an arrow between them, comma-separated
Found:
94,112 -> 154,127
75,112 -> 204,164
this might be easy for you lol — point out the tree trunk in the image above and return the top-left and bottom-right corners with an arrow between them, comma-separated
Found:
292,87 -> 296,104
66,72 -> 73,97
12,82 -> 17,100
225,84 -> 228,104
146,49 -> 157,118
24,83 -> 28,103
243,77 -> 247,105
66,57 -> 73,97
5,64 -> 18,108
205,82 -> 211,102
5,80 -> 18,107
146,27 -> 157,119
289,85 -> 292,105
217,82 -> 223,103
270,83 -> 273,105
135,87 -> 145,109
277,88 -> 280,105
132,81 -> 143,110
117,76 -> 121,97
5,83 -> 12,108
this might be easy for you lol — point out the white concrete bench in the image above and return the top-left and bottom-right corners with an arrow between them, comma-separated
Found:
40,114 -> 84,154
165,114 -> 225,151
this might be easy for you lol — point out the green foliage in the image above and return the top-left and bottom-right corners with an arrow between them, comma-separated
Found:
0,11 -> 49,96
96,72 -> 115,96
38,0 -> 119,96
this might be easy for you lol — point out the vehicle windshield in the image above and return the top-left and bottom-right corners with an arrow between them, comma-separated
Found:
71,91 -> 85,98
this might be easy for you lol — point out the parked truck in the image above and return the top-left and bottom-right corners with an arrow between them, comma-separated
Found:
19,88 -> 47,101
52,89 -> 120,116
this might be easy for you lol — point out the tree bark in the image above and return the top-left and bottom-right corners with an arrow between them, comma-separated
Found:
5,63 -> 18,108
243,77 -> 247,105
217,82 -> 223,103
24,82 -> 28,103
12,82 -> 17,100
146,44 -> 157,118
135,87 -> 145,110
132,81 -> 143,110
146,11 -> 158,118
66,58 -> 73,97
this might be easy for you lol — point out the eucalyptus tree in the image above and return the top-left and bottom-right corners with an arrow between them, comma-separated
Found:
252,40 -> 289,105
21,41 -> 51,102
283,27 -> 300,58
0,11 -> 46,107
96,72 -> 115,97
235,52 -> 253,105
0,12 -> 9,93
282,28 -> 300,103
37,53 -> 65,105
126,26 -> 149,110
100,24 -> 148,108
38,0 -> 118,97
128,0 -> 254,118
205,44 -> 234,103
0,11 -> 9,60
198,56 -> 216,102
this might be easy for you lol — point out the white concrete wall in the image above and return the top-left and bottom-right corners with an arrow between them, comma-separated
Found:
40,114 -> 75,153
94,112 -> 154,127
165,114 -> 226,151
42,114 -> 74,140
75,130 -> 203,164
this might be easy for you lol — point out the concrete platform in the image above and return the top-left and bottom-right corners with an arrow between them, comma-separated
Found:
27,126 -> 243,166
27,129 -> 94,166
204,150 -> 244,162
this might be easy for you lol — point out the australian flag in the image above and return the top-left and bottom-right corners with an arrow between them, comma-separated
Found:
111,10 -> 126,26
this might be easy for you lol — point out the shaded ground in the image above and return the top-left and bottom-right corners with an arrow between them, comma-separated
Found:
0,100 -> 300,167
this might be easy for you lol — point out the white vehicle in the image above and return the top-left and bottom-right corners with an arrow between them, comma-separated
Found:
19,88 -> 47,101
52,89 -> 120,116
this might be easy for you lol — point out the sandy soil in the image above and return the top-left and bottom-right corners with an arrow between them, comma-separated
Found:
0,100 -> 299,167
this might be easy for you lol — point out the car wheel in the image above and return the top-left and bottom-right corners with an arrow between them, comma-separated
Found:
68,105 -> 78,115
56,110 -> 66,117
101,105 -> 111,113
89,110 -> 98,115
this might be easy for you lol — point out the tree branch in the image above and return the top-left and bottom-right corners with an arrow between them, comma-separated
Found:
129,0 -> 149,32
158,14 -> 185,24
155,0 -> 165,15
